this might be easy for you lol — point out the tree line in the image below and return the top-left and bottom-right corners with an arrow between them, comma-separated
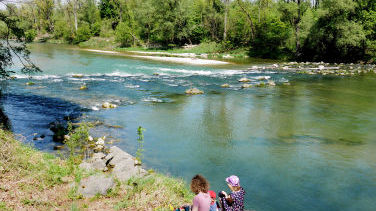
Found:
2,0 -> 376,63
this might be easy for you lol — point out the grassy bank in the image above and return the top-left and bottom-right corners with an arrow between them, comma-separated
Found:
75,37 -> 249,59
0,129 -> 193,210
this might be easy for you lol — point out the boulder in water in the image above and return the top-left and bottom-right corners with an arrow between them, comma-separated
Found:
53,145 -> 64,150
72,74 -> 84,78
238,78 -> 250,83
267,81 -> 276,86
241,84 -> 252,89
79,85 -> 88,90
102,102 -> 117,109
50,122 -> 68,142
185,88 -> 204,95
221,83 -> 230,88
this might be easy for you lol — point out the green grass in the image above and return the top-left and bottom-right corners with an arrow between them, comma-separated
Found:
0,129 -> 72,187
115,173 -> 194,210
0,128 -> 194,210
0,202 -> 11,211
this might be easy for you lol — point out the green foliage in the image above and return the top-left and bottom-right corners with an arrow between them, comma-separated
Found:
25,29 -> 37,42
301,0 -> 367,62
0,11 -> 40,78
0,201 -> 11,211
251,13 -> 290,59
136,126 -> 145,164
65,123 -> 90,164
53,20 -> 72,40
73,23 -> 92,44
9,0 -> 376,62
99,0 -> 120,20
115,22 -> 133,47
99,19 -> 115,37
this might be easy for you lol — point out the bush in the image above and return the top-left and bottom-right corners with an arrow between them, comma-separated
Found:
99,19 -> 115,38
24,29 -> 37,43
250,15 -> 290,59
73,23 -> 92,44
115,22 -> 133,47
90,22 -> 101,36
54,20 -> 73,41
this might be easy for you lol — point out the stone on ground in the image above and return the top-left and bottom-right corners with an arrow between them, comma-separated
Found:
78,174 -> 115,198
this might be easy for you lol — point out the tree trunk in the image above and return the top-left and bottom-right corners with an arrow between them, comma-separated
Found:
223,0 -> 229,41
295,0 -> 301,57
73,0 -> 78,32
236,0 -> 255,41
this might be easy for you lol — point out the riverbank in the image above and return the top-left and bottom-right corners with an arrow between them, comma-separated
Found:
44,37 -> 253,65
0,129 -> 193,210
82,48 -> 231,65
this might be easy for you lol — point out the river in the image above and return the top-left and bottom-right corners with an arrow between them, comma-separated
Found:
2,43 -> 376,210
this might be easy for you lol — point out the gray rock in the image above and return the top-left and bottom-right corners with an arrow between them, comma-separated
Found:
92,159 -> 107,171
104,153 -> 114,166
112,160 -> 142,181
78,175 -> 115,198
108,146 -> 133,165
79,162 -> 94,172
108,146 -> 143,181
92,152 -> 106,160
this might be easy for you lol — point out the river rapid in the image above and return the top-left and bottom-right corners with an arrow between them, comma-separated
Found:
2,43 -> 376,210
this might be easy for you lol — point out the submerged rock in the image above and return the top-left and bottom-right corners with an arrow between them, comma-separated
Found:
241,84 -> 252,89
238,77 -> 250,83
50,122 -> 68,142
72,74 -> 84,78
256,82 -> 266,87
78,175 -> 115,198
53,145 -> 64,150
267,81 -> 276,86
185,88 -> 204,95
221,83 -> 230,88
79,85 -> 88,90
102,102 -> 117,109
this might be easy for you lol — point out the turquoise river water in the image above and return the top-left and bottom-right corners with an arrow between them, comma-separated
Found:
1,43 -> 376,210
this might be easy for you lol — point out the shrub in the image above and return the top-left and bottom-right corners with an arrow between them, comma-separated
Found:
115,22 -> 133,47
73,23 -> 92,44
25,29 -> 37,42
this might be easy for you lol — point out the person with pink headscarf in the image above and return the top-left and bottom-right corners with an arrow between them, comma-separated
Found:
218,175 -> 246,211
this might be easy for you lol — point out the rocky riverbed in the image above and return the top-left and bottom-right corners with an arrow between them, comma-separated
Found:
250,62 -> 376,76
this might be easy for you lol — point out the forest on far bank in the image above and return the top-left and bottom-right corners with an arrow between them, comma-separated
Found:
1,0 -> 376,63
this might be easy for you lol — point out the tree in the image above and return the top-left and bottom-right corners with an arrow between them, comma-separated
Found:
0,10 -> 40,79
34,0 -> 54,33
250,13 -> 290,59
301,0 -> 367,62
115,21 -> 133,47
